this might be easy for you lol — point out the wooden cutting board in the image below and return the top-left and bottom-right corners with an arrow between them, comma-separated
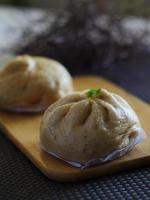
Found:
0,76 -> 150,182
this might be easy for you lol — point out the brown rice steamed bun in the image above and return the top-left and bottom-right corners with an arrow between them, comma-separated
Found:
0,55 -> 73,112
40,88 -> 142,165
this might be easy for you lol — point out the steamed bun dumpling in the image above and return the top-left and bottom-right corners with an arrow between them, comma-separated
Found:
40,88 -> 144,167
0,55 -> 73,112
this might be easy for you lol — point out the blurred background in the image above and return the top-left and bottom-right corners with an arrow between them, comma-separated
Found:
0,0 -> 150,101
0,0 -> 66,8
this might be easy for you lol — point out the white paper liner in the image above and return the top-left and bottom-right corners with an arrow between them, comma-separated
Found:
41,129 -> 147,169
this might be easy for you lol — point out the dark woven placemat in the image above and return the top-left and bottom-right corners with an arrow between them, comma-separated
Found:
0,132 -> 150,200
0,58 -> 150,200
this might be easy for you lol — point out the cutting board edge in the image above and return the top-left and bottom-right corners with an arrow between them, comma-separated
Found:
1,121 -> 150,182
44,156 -> 150,182
0,75 -> 150,182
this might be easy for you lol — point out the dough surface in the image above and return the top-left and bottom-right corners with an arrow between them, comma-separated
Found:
0,55 -> 73,112
40,89 -> 142,164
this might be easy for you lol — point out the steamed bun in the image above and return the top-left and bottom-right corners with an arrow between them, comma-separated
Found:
0,55 -> 73,112
40,88 -> 142,165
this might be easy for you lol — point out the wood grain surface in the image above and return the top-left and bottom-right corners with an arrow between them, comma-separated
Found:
0,76 -> 149,182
